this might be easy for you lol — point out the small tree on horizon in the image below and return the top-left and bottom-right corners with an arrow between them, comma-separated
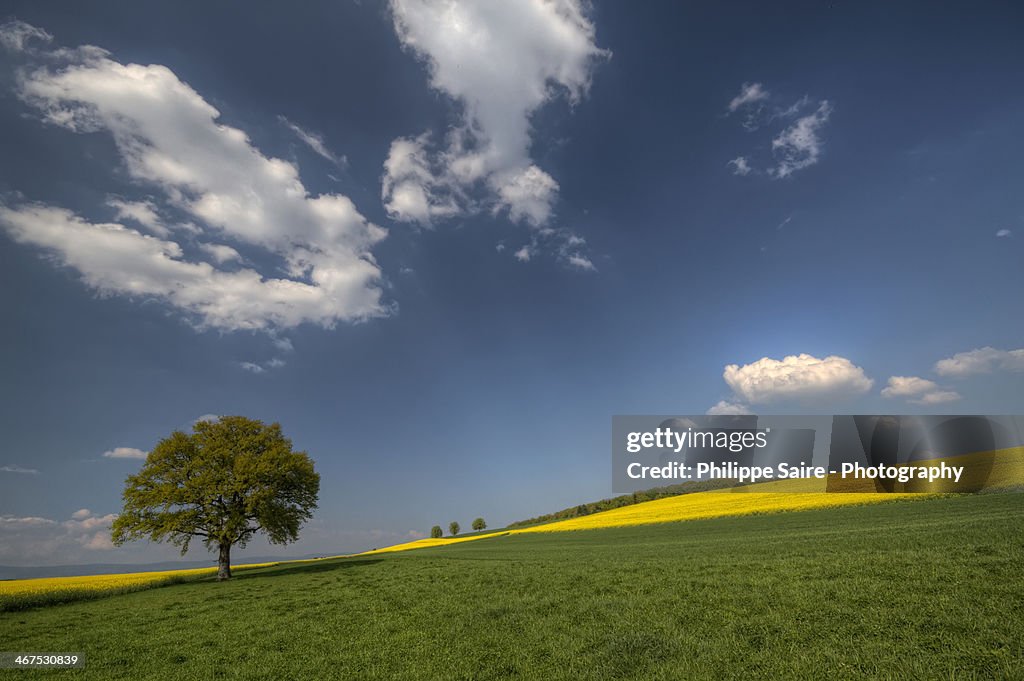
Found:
430,525 -> 443,538
449,521 -> 460,536
112,416 -> 320,581
472,517 -> 486,531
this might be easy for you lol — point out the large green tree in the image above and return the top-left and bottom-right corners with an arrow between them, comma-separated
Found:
112,416 -> 320,580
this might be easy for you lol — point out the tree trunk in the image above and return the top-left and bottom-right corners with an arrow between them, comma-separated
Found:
217,542 -> 232,581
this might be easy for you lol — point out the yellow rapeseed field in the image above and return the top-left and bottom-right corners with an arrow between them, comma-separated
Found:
355,484 -> 915,554
0,561 -> 280,610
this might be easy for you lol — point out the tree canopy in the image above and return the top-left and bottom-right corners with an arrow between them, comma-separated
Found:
111,416 -> 319,580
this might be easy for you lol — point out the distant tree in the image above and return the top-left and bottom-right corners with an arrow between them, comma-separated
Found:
112,416 -> 320,581
472,517 -> 486,531
449,521 -> 460,536
430,525 -> 443,538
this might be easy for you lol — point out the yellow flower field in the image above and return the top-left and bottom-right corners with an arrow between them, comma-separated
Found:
355,484 -> 915,554
0,561 -> 281,611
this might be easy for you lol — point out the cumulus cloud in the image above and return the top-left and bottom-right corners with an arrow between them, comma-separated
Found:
0,22 -> 387,332
382,0 -> 606,264
995,229 -> 1012,238
723,353 -> 873,404
881,375 -> 961,405
934,347 -> 1024,377
0,464 -> 39,474
0,510 -> 117,563
102,446 -> 148,459
193,414 -> 220,424
705,400 -> 752,416
911,390 -> 961,405
279,116 -> 347,167
880,375 -> 939,398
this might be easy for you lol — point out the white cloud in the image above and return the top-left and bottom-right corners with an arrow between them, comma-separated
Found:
0,464 -> 39,474
1,24 -> 387,332
198,242 -> 242,264
513,245 -> 532,262
270,335 -> 294,353
723,353 -> 873,404
278,115 -> 347,167
106,198 -> 170,237
881,375 -> 960,405
934,347 -> 1024,377
724,84 -> 832,178
705,400 -> 752,416
240,361 -> 266,374
770,100 -> 832,178
911,390 -> 961,405
0,515 -> 57,528
193,413 -> 220,424
240,357 -> 285,373
0,20 -> 52,52
382,0 -> 606,251
102,446 -> 148,459
996,229 -> 1012,238
266,358 -> 286,368
728,156 -> 752,176
566,253 -> 596,271
880,375 -> 939,398
0,510 -> 117,563
381,134 -> 462,226
727,82 -> 768,112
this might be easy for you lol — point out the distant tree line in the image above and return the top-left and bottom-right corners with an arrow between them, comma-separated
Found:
506,479 -> 735,528
429,517 -> 487,537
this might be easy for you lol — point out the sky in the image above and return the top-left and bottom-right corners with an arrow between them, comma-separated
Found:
1,0 -> 1023,566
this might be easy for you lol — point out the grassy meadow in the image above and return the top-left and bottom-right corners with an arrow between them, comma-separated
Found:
0,492 -> 1021,679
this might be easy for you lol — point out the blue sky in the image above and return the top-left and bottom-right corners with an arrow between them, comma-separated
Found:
1,1 -> 1022,565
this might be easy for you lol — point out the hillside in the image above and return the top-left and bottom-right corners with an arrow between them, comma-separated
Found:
0,493 -> 1020,680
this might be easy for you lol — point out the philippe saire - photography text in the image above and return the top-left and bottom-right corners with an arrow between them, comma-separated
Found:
621,426 -> 964,484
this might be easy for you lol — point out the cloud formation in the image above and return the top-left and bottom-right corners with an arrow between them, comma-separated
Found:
934,347 -> 1024,377
102,447 -> 148,460
770,101 -> 832,178
723,353 -> 873,405
880,375 -> 961,405
0,464 -> 39,474
725,83 -> 833,178
279,116 -> 347,167
382,0 -> 606,265
0,22 -> 387,333
0,510 -> 117,563
705,400 -> 752,416
727,82 -> 769,113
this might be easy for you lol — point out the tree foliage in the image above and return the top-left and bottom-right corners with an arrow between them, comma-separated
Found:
111,416 -> 319,579
430,525 -> 443,538
472,517 -> 486,531
449,521 -> 460,536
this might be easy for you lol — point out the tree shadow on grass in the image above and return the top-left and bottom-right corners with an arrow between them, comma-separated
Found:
231,558 -> 383,580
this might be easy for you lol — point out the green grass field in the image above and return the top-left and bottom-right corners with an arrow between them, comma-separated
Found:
1,493 -> 1021,680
